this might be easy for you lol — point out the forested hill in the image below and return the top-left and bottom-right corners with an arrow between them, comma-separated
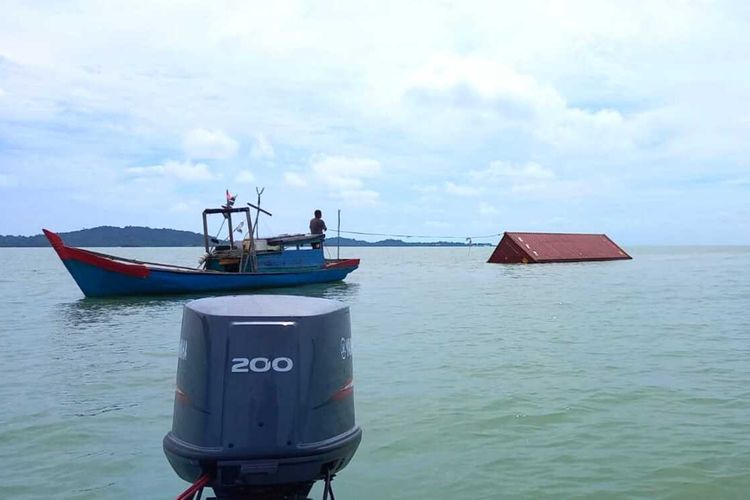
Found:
324,237 -> 488,247
0,227 -> 489,247
0,226 -> 205,247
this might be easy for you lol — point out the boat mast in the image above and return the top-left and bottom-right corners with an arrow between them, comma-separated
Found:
227,211 -> 234,248
202,211 -> 210,253
254,187 -> 264,239
245,202 -> 270,272
244,208 -> 256,272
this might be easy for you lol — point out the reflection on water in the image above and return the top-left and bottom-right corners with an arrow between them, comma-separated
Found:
59,281 -> 361,330
60,296 -> 191,329
257,281 -> 361,301
12,247 -> 750,499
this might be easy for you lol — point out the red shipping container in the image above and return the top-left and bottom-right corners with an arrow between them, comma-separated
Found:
487,232 -> 631,264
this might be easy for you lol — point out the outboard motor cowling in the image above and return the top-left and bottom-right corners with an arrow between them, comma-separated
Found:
164,295 -> 361,499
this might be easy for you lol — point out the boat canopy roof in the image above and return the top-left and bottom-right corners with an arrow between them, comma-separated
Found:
203,207 -> 250,215
201,204 -> 324,250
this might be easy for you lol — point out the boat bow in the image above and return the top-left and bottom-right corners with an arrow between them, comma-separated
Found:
43,229 -> 150,278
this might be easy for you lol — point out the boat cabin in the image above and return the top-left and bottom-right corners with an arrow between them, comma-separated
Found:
201,206 -> 326,273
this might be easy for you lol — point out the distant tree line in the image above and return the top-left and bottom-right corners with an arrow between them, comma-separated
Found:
0,226 -> 489,247
0,226 -> 204,247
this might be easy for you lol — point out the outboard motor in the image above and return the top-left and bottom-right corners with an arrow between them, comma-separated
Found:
164,295 -> 362,499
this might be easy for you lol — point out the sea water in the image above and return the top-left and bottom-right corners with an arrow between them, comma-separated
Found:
0,246 -> 749,499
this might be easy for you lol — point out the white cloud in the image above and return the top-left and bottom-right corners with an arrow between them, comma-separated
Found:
283,171 -> 307,188
444,181 -> 481,197
0,1 -> 748,242
415,162 -> 559,201
251,134 -> 274,159
470,161 -> 555,183
168,202 -> 191,213
0,173 -> 18,187
465,160 -> 610,200
478,202 -> 499,216
311,155 -> 381,182
407,55 -> 564,113
280,156 -> 381,204
126,160 -> 216,183
336,189 -> 380,205
423,219 -> 450,229
183,128 -> 238,160
236,170 -> 255,184
466,160 -> 577,198
404,54 -> 651,152
411,184 -> 439,194
310,155 -> 381,202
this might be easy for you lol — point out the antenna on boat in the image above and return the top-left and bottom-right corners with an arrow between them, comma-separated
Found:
247,202 -> 272,220
337,208 -> 341,260
245,200 -> 272,274
254,187 -> 265,238
209,190 -> 238,249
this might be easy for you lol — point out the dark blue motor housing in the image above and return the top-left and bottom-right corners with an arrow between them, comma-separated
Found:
163,295 -> 361,499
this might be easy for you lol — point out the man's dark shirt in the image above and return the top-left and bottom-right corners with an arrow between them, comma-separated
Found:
310,217 -> 327,234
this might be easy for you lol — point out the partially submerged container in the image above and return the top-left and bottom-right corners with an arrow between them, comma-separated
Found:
487,232 -> 631,264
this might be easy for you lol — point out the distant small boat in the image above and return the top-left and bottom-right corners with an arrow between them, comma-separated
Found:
44,196 -> 359,297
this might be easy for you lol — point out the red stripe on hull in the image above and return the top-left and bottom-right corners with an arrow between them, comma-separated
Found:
43,229 -> 150,278
325,259 -> 360,269
331,379 -> 354,401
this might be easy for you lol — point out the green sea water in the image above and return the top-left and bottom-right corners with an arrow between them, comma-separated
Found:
1,246 -> 749,499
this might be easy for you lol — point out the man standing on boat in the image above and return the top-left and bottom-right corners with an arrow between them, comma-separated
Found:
310,210 -> 327,235
310,210 -> 327,249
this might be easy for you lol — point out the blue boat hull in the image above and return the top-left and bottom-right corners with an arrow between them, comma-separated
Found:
44,229 -> 359,298
61,259 -> 356,297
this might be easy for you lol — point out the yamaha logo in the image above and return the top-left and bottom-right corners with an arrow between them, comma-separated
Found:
340,337 -> 352,359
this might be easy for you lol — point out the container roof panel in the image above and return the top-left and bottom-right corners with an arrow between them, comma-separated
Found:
488,232 -> 631,263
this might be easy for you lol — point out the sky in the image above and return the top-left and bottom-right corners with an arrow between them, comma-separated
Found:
1,0 -> 749,244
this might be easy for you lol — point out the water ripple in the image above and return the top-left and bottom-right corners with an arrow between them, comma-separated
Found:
1,246 -> 750,499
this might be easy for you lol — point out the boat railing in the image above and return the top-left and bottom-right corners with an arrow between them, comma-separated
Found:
85,248 -> 226,273
266,233 -> 325,247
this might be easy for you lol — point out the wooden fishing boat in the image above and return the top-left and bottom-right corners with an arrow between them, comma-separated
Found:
44,201 -> 359,298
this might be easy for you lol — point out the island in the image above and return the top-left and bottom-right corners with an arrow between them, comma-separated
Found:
0,226 -> 491,247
